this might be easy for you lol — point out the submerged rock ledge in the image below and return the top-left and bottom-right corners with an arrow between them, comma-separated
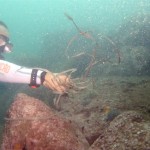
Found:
1,93 -> 89,150
1,93 -> 150,150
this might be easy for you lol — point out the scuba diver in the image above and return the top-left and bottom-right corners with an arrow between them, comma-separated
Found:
0,20 -> 72,94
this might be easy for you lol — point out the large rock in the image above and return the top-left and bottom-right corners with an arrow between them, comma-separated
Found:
1,93 -> 89,150
89,111 -> 150,150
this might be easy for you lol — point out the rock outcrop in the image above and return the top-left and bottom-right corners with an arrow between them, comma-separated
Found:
1,93 -> 89,150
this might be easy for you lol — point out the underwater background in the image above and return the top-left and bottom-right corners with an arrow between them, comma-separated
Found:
0,0 -> 150,147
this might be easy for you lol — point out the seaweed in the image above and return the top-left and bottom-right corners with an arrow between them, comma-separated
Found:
64,13 -> 121,79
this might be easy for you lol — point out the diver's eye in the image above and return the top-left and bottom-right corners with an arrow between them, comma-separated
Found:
0,34 -> 9,43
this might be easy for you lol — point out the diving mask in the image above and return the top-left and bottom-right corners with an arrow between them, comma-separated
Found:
0,34 -> 13,53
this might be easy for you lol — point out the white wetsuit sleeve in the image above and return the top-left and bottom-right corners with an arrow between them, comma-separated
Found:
0,60 -> 43,84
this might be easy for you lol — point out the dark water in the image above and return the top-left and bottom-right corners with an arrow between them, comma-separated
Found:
0,0 -> 150,145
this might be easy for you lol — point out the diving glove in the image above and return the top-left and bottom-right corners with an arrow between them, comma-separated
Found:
29,69 -> 71,94
41,71 -> 70,94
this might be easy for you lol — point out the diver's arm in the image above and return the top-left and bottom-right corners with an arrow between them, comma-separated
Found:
0,60 -> 44,86
0,60 -> 72,94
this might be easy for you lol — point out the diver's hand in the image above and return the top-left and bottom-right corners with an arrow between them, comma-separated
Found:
42,71 -> 70,94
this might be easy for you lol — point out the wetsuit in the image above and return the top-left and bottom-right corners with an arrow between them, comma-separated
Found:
0,59 -> 45,87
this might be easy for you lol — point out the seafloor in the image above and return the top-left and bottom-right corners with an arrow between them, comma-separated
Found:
0,76 -> 150,149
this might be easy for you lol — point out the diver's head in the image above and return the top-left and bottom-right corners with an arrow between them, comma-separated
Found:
0,21 -> 13,54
